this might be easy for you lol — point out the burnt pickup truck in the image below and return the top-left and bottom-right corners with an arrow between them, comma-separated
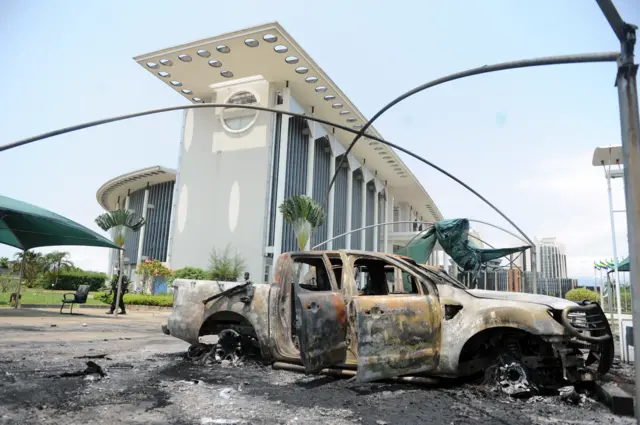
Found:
162,250 -> 613,390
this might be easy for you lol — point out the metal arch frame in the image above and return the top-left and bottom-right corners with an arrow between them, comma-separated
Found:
397,218 -> 529,247
312,220 -> 496,250
0,50 -> 623,295
0,102 -> 542,247
0,102 -> 533,248
323,51 -> 619,228
467,219 -> 529,245
322,51 -> 618,293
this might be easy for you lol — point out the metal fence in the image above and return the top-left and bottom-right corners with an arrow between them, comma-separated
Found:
458,269 -> 577,298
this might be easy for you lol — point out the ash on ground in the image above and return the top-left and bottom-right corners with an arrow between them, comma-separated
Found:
0,309 -> 635,425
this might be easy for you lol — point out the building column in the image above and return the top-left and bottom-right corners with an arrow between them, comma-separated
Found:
383,188 -> 390,253
304,137 -> 315,250
271,115 -> 290,281
122,193 -> 130,277
373,189 -> 379,251
326,151 -> 335,249
345,169 -> 353,249
167,110 -> 187,268
305,138 -> 315,198
135,183 -> 150,291
361,179 -> 367,250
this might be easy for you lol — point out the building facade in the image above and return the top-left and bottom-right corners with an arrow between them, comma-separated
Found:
96,166 -> 176,280
536,237 -> 568,279
98,23 -> 449,283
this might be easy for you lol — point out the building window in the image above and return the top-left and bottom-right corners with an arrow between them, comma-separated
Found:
221,91 -> 259,133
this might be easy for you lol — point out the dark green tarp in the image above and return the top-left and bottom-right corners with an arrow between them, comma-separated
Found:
0,194 -> 119,250
395,218 -> 529,273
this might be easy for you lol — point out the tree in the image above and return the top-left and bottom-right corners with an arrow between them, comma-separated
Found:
279,195 -> 325,251
95,209 -> 146,318
0,257 -> 9,269
12,251 -> 47,288
44,251 -> 73,287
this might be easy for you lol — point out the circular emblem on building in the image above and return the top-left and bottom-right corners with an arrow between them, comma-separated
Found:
221,91 -> 259,133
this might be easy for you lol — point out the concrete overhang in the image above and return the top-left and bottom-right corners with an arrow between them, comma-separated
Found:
133,22 -> 442,222
96,166 -> 176,211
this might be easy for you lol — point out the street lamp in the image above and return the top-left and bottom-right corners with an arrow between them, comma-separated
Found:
592,145 -> 625,361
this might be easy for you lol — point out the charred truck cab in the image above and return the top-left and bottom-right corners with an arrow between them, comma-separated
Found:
163,250 -> 613,389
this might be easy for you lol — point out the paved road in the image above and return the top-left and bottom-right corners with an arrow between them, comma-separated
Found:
0,308 -> 635,425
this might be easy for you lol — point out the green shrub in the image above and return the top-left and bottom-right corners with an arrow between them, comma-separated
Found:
565,287 -> 600,303
209,245 -> 245,281
0,275 -> 17,293
43,271 -> 108,291
94,292 -> 110,303
124,294 -> 173,307
94,291 -> 173,307
169,266 -> 211,283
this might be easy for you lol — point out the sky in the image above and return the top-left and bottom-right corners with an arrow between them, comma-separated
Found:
0,0 -> 638,283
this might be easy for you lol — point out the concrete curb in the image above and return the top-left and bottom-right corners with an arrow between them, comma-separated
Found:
4,304 -> 173,312
591,381 -> 635,416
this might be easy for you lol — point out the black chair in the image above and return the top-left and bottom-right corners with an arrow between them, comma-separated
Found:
60,285 -> 90,314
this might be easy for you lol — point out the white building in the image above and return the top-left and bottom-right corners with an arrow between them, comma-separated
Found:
96,166 -> 176,279
99,22 -> 448,283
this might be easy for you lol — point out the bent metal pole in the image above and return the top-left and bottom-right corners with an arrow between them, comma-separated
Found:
0,104 -> 535,252
0,101 -> 529,272
324,51 -> 619,294
594,0 -> 640,417
0,54 -> 619,295
0,104 -> 526,256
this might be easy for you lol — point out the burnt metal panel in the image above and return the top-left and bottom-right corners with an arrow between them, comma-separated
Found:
365,181 -> 375,251
282,117 -> 309,252
352,295 -> 441,382
351,170 -> 363,250
311,137 -> 331,248
267,113 -> 282,246
332,155 -> 349,249
296,289 -> 348,372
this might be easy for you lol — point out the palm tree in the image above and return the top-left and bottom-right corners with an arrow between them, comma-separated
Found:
12,251 -> 46,287
44,251 -> 73,287
95,209 -> 146,318
279,195 -> 325,251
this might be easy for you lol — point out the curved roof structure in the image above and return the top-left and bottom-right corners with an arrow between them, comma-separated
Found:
96,166 -> 176,210
133,22 -> 443,222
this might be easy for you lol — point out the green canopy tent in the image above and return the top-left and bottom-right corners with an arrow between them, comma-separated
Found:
0,194 -> 120,308
609,257 -> 630,273
395,218 -> 529,275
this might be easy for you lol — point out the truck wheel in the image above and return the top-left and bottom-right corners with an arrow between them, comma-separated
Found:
490,355 -> 534,397
214,329 -> 244,364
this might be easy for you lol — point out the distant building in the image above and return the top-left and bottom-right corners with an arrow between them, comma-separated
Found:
536,237 -> 568,279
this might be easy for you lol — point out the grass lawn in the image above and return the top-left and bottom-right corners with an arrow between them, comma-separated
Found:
0,289 -> 108,306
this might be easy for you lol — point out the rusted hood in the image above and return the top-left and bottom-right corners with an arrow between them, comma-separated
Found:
468,289 -> 577,309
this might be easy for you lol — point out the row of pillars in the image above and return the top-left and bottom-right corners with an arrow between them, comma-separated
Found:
270,91 -> 426,282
